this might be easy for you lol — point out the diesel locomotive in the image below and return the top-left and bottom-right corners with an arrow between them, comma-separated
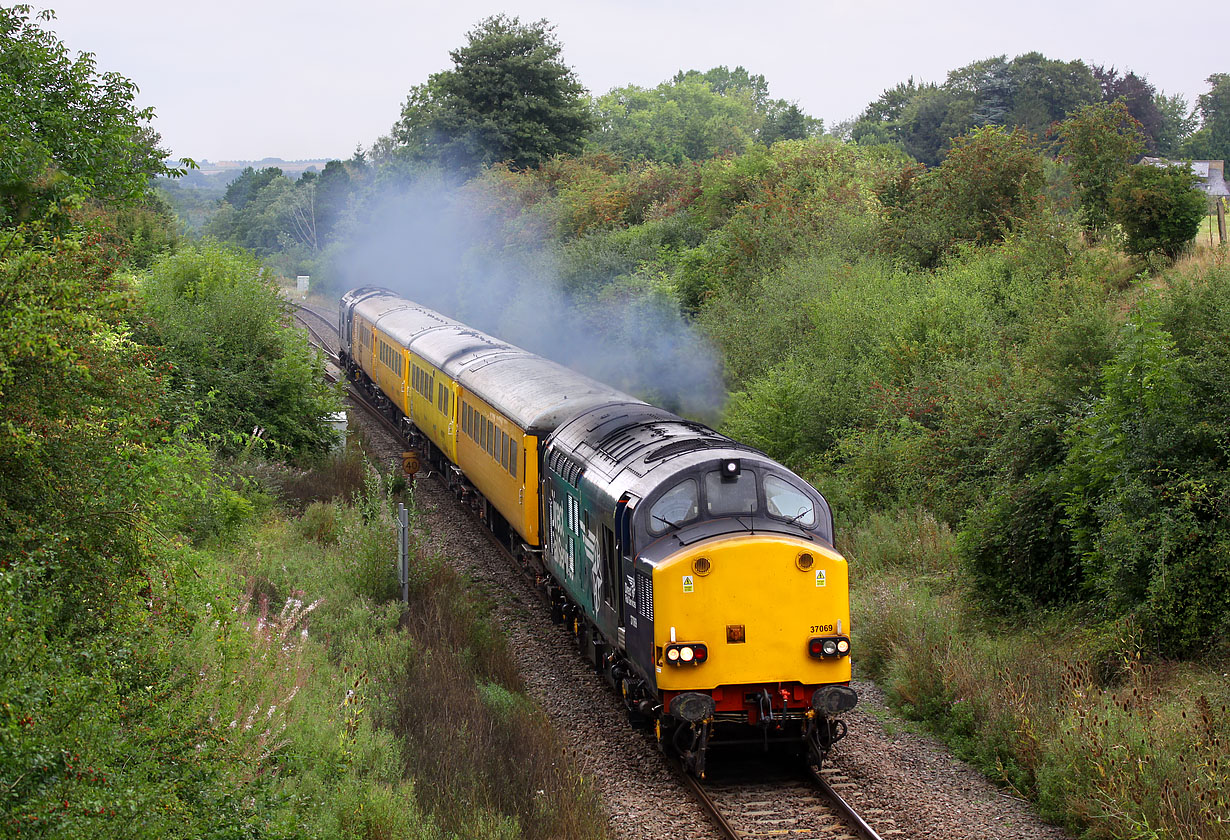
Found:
338,287 -> 857,776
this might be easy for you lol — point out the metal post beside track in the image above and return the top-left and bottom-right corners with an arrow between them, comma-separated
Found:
398,503 -> 409,603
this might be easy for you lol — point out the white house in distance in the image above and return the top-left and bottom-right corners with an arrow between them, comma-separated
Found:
1141,158 -> 1230,201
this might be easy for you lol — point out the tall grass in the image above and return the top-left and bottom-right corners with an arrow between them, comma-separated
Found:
238,471 -> 609,840
845,507 -> 1230,840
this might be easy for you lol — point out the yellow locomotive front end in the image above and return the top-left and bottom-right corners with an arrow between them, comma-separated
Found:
652,535 -> 850,699
624,456 -> 857,776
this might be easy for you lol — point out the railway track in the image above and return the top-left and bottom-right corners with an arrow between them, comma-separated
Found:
680,753 -> 894,840
292,309 -> 892,840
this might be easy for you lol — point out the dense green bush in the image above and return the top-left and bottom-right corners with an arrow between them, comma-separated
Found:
961,466 -> 1079,609
1111,162 -> 1206,258
678,140 -> 891,310
1063,277 -> 1230,654
882,126 -> 1047,267
135,240 -> 340,457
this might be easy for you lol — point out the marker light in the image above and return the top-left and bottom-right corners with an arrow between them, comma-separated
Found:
665,642 -> 708,666
808,635 -> 852,660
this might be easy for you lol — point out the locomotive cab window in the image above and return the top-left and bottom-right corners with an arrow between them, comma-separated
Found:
764,475 -> 815,526
705,469 -> 759,516
648,478 -> 699,534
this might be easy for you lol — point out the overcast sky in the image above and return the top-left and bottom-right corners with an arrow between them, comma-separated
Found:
36,0 -> 1228,162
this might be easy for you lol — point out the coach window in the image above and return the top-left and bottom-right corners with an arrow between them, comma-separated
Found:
648,478 -> 698,534
764,475 -> 815,527
705,470 -> 759,516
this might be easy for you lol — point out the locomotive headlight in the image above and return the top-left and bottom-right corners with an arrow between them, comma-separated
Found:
665,642 -> 708,666
808,635 -> 852,659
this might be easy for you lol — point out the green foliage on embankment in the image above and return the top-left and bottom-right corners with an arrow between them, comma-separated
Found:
461,130 -> 1230,838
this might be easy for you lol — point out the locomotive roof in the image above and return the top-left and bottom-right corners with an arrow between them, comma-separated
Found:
547,401 -> 835,544
550,402 -> 755,485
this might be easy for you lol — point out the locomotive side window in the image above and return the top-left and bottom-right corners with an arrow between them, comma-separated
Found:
649,478 -> 698,534
705,470 -> 759,515
764,475 -> 815,526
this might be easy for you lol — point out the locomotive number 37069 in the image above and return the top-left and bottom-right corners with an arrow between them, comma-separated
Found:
810,624 -> 834,634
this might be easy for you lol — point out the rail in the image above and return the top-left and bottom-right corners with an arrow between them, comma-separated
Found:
678,754 -> 887,840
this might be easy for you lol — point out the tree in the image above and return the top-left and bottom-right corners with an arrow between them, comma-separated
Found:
1005,53 -> 1100,137
1063,311 -> 1230,654
1181,73 -> 1230,161
221,165 -> 283,210
592,75 -> 757,163
593,67 -> 819,161
760,102 -> 821,146
674,65 -> 769,108
0,5 -> 175,225
1110,162 -> 1205,259
313,159 -> 354,241
1056,101 -> 1146,235
1094,66 -> 1165,152
1153,92 -> 1197,157
884,126 -> 1045,266
392,15 -> 592,174
674,66 -> 821,146
852,54 -> 1100,167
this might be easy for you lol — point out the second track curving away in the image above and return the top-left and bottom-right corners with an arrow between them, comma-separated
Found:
291,302 -> 341,358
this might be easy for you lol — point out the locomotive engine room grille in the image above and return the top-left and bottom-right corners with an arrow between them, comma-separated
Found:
637,572 -> 654,621
549,451 -> 585,488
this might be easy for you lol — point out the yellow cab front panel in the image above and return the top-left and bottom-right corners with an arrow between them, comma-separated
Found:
651,535 -> 850,694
